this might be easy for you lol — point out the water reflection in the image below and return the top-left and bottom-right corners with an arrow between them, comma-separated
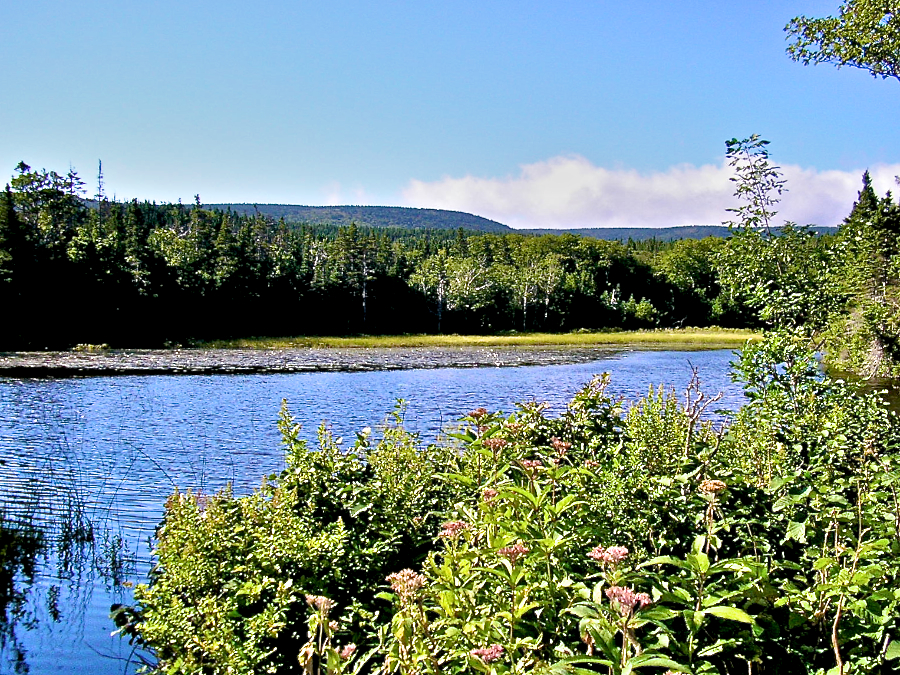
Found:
0,349 -> 744,674
0,517 -> 43,674
0,439 -> 139,674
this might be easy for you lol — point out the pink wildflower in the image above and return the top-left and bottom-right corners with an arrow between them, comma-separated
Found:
305,595 -> 335,612
439,520 -> 470,538
469,407 -> 489,420
483,438 -> 508,452
520,459 -> 543,470
482,488 -> 499,501
550,437 -> 571,454
498,543 -> 530,565
339,644 -> 357,660
587,545 -> 629,565
605,586 -> 652,616
386,569 -> 426,602
470,644 -> 504,663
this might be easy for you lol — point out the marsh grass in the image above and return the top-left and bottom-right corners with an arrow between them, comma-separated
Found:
197,328 -> 758,350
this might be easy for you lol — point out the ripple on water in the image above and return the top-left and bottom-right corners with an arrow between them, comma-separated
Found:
0,348 -> 743,674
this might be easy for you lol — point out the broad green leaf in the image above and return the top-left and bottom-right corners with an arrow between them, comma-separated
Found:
702,605 -> 755,624
683,609 -> 704,632
505,485 -> 541,507
784,520 -> 807,544
592,582 -> 606,605
568,605 -> 599,619
688,552 -> 710,574
629,655 -> 688,671
639,555 -> 684,569
692,534 -> 707,555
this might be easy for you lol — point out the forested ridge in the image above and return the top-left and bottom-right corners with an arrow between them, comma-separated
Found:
0,162 -> 753,350
206,204 -> 513,233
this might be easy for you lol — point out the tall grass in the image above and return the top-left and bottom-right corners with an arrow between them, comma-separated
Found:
197,328 -> 758,350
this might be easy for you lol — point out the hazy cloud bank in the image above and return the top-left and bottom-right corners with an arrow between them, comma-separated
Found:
402,155 -> 900,229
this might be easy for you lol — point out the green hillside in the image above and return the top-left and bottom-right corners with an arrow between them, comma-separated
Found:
522,225 -> 839,241
207,204 -> 514,233
520,225 -> 734,241
208,205 -> 839,241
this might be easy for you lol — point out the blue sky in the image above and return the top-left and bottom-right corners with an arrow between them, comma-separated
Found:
3,1 -> 898,228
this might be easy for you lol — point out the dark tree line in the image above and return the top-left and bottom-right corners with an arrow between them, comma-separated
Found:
0,163 -> 752,349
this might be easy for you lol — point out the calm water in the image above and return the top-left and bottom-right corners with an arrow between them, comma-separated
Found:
0,348 -> 743,674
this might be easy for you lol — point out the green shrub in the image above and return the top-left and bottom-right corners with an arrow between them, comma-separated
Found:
125,338 -> 900,675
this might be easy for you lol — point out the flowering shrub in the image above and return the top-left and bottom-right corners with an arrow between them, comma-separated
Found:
125,343 -> 900,675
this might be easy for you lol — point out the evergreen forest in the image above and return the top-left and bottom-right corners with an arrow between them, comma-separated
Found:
0,161 -> 753,350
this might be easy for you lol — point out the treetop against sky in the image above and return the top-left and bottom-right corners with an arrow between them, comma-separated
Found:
3,1 -> 897,229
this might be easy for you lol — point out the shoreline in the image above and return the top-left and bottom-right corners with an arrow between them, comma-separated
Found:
0,339 -> 750,378
198,328 -> 757,350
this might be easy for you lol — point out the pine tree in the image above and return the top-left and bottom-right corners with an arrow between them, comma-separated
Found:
830,172 -> 900,375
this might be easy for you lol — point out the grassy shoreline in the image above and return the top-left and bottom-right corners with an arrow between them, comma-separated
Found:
196,328 -> 758,350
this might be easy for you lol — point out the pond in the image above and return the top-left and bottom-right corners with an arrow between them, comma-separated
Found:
0,347 -> 744,674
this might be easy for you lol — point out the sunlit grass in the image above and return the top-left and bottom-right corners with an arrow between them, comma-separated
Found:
197,328 -> 759,350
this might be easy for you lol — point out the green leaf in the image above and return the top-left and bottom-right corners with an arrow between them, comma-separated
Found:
814,556 -> 836,571
437,472 -> 475,486
554,494 -> 580,515
885,639 -> 900,661
683,609 -> 704,632
505,485 -> 541,508
688,552 -> 710,574
639,555 -> 684,569
702,605 -> 755,624
555,655 -> 615,670
784,520 -> 807,544
568,605 -> 599,619
592,582 -> 606,605
630,655 -> 688,671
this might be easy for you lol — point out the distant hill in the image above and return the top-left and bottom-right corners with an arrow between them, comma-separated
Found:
207,204 -> 514,234
522,225 -> 840,241
206,204 -> 839,241
520,225 -> 734,241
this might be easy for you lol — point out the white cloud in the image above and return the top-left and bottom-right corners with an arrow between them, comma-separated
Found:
402,155 -> 900,229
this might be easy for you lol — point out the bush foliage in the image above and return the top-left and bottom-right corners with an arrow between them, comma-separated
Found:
120,336 -> 900,675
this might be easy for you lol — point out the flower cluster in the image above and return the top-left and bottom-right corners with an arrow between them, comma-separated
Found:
386,569 -> 427,603
498,542 -> 530,565
483,437 -> 508,452
469,407 -> 489,420
588,545 -> 629,565
439,520 -> 470,538
550,436 -> 571,454
305,595 -> 336,613
482,488 -> 499,501
699,479 -> 727,495
470,644 -> 504,663
339,644 -> 357,660
605,586 -> 652,616
520,459 -> 543,470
